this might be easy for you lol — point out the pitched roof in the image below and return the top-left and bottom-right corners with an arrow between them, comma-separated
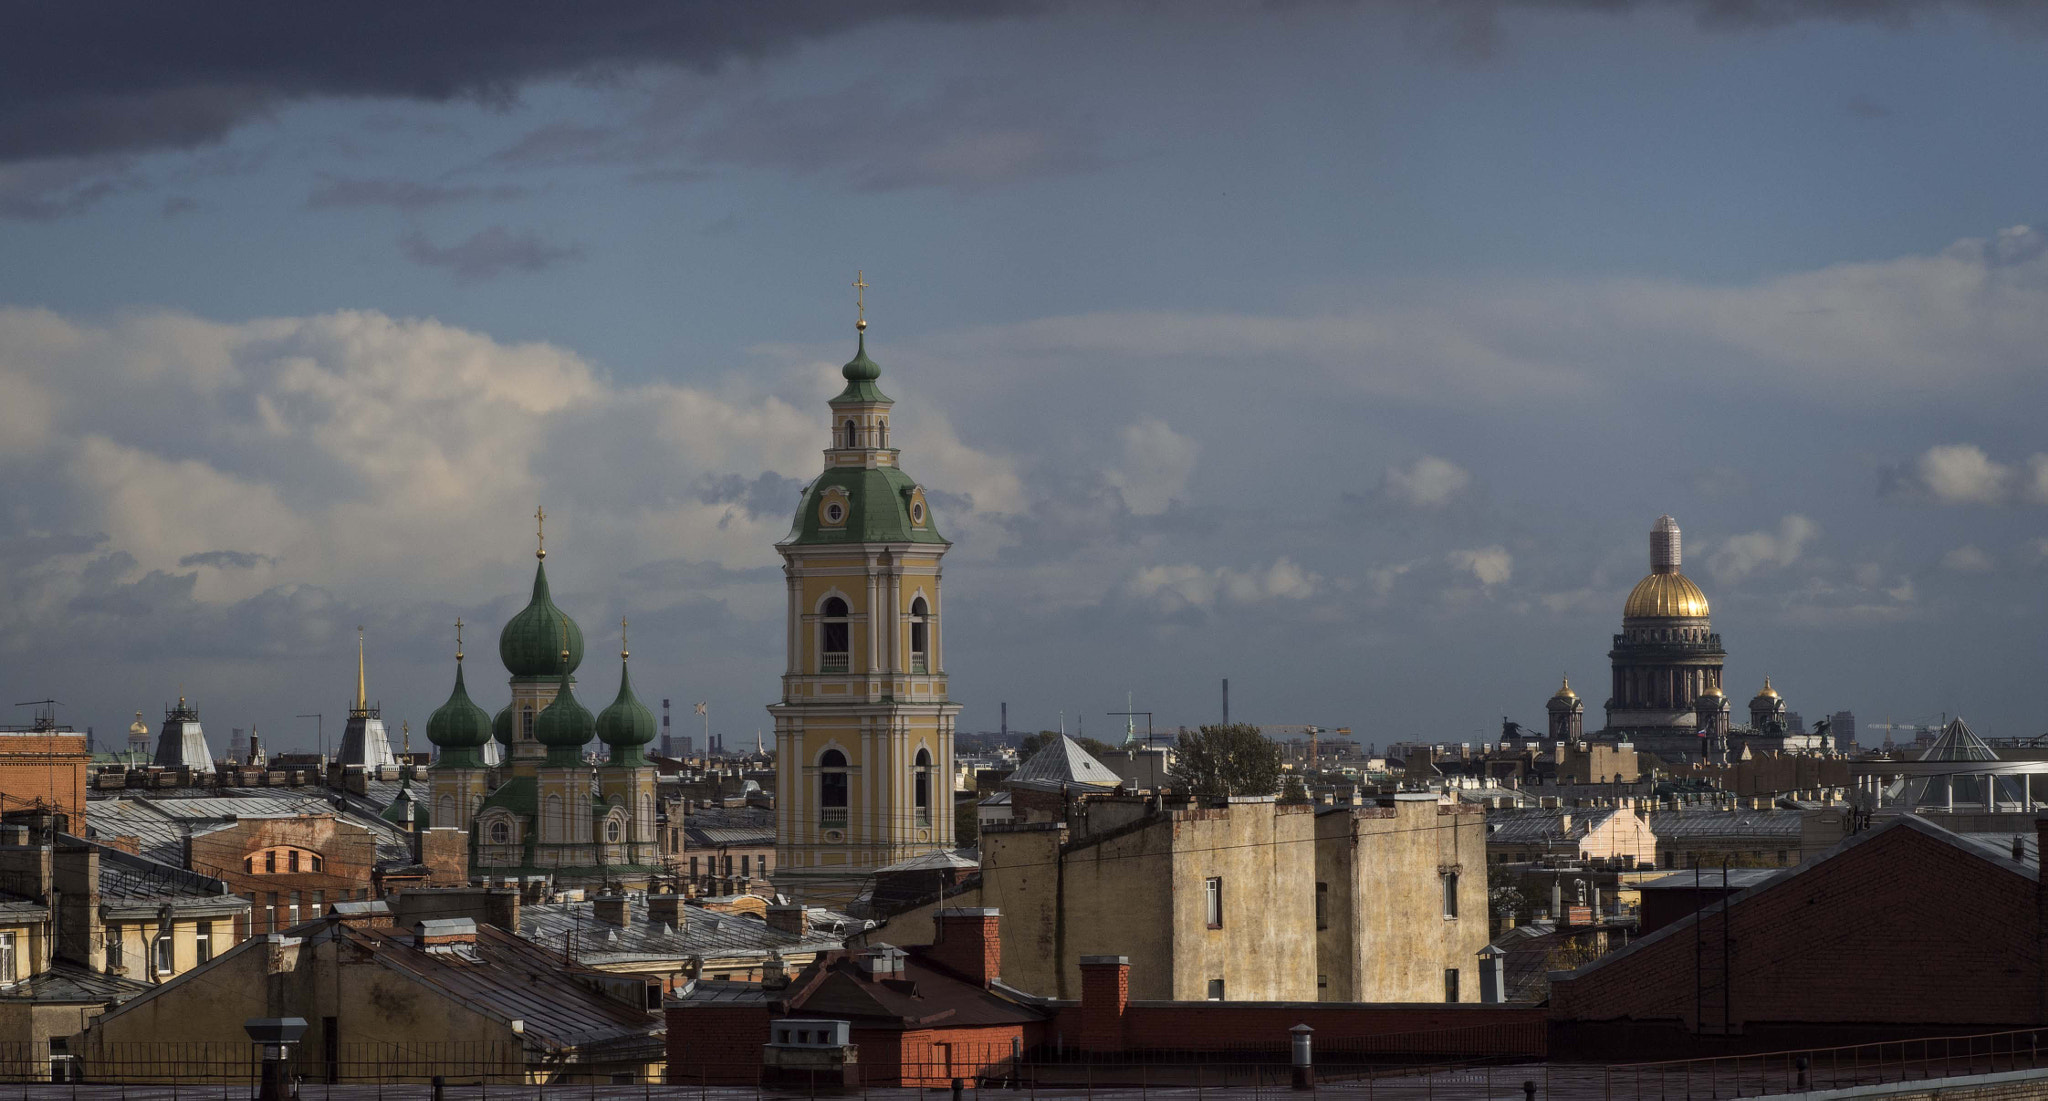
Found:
1920,717 -> 1998,762
1486,807 -> 1617,844
517,900 -> 843,966
1004,736 -> 1124,793
789,954 -> 1045,1030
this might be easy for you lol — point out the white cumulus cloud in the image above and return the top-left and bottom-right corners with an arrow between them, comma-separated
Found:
1940,545 -> 1994,572
1382,456 -> 1474,509
1105,417 -> 1196,516
1708,515 -> 1819,584
1127,557 -> 1320,611
1447,545 -> 1512,587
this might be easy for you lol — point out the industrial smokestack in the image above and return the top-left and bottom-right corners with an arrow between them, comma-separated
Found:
1222,678 -> 1230,725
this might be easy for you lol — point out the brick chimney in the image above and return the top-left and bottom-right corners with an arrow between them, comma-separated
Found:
1078,955 -> 1130,1053
927,907 -> 1001,988
766,903 -> 812,936
593,893 -> 631,927
647,894 -> 685,928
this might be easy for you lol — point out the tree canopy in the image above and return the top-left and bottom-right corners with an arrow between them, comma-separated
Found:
1169,723 -> 1282,799
1015,730 -> 1116,761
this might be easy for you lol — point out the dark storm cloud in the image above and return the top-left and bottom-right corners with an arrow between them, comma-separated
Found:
397,226 -> 585,282
178,550 -> 275,569
0,2 -> 1051,163
305,176 -> 525,212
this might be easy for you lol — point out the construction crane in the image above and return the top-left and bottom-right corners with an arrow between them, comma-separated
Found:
1258,725 -> 1354,768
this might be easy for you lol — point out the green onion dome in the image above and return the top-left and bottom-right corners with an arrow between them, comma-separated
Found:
532,667 -> 595,764
499,560 -> 584,678
426,659 -> 493,767
842,332 -> 882,382
492,702 -> 514,747
595,656 -> 657,767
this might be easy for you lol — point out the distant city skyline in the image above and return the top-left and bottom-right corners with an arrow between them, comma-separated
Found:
3,3 -> 2046,752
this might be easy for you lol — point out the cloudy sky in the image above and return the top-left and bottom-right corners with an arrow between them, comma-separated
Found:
4,1 -> 2047,754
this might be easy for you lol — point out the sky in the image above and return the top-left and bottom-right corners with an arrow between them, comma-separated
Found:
3,0 -> 2047,754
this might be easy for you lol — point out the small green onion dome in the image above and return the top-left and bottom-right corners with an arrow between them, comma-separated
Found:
426,660 -> 493,766
492,702 -> 514,747
532,668 -> 595,763
595,657 -> 657,766
842,332 -> 882,382
500,561 -> 584,678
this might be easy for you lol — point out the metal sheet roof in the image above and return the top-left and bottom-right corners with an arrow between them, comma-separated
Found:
518,900 -> 843,966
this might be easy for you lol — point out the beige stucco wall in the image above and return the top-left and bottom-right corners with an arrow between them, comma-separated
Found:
1316,798 -> 1489,1002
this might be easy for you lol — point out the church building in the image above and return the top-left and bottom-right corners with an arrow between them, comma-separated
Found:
769,303 -> 961,900
422,521 -> 663,889
1538,515 -> 1823,764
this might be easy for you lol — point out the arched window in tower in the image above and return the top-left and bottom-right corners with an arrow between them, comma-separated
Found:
544,794 -> 562,842
820,749 -> 849,829
878,420 -> 888,447
521,705 -> 535,741
909,596 -> 930,673
913,747 -> 932,827
820,597 -> 850,673
844,419 -> 858,449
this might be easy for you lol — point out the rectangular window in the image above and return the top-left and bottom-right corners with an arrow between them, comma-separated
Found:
1206,979 -> 1224,1001
690,856 -> 699,877
289,891 -> 302,927
1204,877 -> 1223,929
1316,974 -> 1327,990
288,850 -> 300,873
1444,968 -> 1460,1003
1315,882 -> 1328,930
1443,872 -> 1459,919
266,892 -> 279,933
264,850 -> 276,873
1776,850 -> 1788,864
103,931 -> 120,973
741,855 -> 750,876
153,935 -> 173,975
196,927 -> 212,964
0,931 -> 14,980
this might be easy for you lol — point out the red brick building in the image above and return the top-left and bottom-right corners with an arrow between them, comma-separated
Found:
1550,815 -> 2045,1058
668,907 -> 1546,1086
0,729 -> 91,826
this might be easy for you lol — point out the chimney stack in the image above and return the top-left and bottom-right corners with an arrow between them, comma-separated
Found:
765,903 -> 812,937
927,907 -> 1001,988
592,893 -> 631,927
1078,956 -> 1130,1053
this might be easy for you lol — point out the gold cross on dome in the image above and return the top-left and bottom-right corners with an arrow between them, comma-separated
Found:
852,270 -> 869,331
455,617 -> 465,661
621,616 -> 630,660
535,505 -> 546,559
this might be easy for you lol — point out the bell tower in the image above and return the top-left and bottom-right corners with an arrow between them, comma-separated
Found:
769,282 -> 959,900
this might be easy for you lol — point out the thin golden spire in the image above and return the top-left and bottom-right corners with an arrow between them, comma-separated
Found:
852,270 -> 869,332
354,626 -> 368,711
402,720 -> 411,755
535,505 -> 547,560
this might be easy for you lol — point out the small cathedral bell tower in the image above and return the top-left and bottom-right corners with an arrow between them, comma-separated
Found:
769,278 -> 960,900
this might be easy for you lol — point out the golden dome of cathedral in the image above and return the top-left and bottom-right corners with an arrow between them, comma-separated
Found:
1623,571 -> 1711,619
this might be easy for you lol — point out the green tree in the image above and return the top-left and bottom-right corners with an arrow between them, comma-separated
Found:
1278,775 -> 1311,805
955,797 -> 980,846
1016,730 -> 1116,761
1169,723 -> 1282,799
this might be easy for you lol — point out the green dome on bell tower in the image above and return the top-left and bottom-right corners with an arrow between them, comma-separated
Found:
500,513 -> 584,679
595,619 -> 657,767
426,623 -> 493,768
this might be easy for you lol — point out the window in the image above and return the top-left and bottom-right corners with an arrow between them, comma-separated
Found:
264,850 -> 276,873
102,931 -> 119,973
878,421 -> 888,447
1204,877 -> 1223,929
244,857 -> 254,874
741,855 -> 750,876
522,705 -> 535,740
1442,872 -> 1459,919
265,892 -> 278,933
288,850 -> 300,873
545,794 -> 564,842
1444,968 -> 1460,1003
0,931 -> 15,981
909,597 -> 930,673
1206,979 -> 1225,1001
843,419 -> 858,448
820,597 -> 850,673
1315,882 -> 1328,930
196,927 -> 212,964
311,854 -> 322,872
914,748 -> 932,826
1776,850 -> 1788,864
489,820 -> 510,844
153,935 -> 173,975
690,856 -> 700,878
820,749 -> 849,827
604,817 -> 622,843
1317,974 -> 1328,990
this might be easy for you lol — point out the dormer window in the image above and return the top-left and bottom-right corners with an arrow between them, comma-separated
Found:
909,597 -> 929,673
820,597 -> 850,673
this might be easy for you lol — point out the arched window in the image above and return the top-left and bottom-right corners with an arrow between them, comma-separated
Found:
820,749 -> 849,828
545,794 -> 563,842
438,794 -> 455,825
878,420 -> 888,447
639,793 -> 654,842
909,597 -> 930,673
605,817 -> 623,844
820,597 -> 850,673
913,748 -> 932,827
521,705 -> 535,741
489,820 -> 510,845
843,419 -> 858,448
